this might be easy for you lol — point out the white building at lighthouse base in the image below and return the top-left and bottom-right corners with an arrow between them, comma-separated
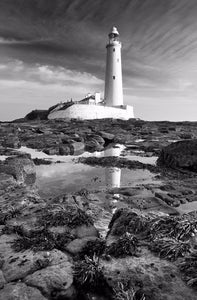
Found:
48,101 -> 134,120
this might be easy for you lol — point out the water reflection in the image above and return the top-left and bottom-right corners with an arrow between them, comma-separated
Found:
29,144 -> 159,197
105,147 -> 122,188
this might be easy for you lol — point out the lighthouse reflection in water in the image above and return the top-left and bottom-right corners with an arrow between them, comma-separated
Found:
104,146 -> 122,188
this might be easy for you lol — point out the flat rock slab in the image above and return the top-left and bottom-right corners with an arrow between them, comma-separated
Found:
24,261 -> 73,297
0,282 -> 47,300
101,248 -> 197,300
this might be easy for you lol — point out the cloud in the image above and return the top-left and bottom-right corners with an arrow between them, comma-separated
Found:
0,59 -> 103,88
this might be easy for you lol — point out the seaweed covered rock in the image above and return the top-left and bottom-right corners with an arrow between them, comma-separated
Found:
0,155 -> 36,185
157,139 -> 197,172
108,208 -> 151,237
105,233 -> 138,258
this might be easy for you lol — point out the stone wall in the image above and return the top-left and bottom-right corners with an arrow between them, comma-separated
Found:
48,104 -> 134,120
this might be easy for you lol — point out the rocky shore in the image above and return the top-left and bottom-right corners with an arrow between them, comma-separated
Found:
0,118 -> 197,299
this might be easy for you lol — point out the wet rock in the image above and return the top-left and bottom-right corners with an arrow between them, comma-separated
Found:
66,236 -> 98,254
43,148 -> 59,155
24,261 -> 73,298
69,141 -> 85,155
0,156 -> 36,185
2,135 -> 21,149
0,173 -> 16,190
155,191 -> 176,206
59,145 -> 71,155
157,139 -> 197,172
2,247 -> 51,282
98,131 -> 115,142
101,249 -> 197,300
0,283 -> 47,299
0,271 -> 6,289
85,136 -> 104,152
74,224 -> 99,239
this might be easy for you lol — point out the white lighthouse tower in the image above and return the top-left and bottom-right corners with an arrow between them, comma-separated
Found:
105,26 -> 123,107
48,26 -> 134,120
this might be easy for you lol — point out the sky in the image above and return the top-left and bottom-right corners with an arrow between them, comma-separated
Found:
0,0 -> 197,121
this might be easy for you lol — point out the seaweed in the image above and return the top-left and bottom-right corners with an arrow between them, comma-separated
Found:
149,216 -> 197,241
74,255 -> 105,289
179,251 -> 197,289
79,239 -> 106,259
2,224 -> 24,235
111,211 -> 150,237
0,206 -> 22,225
37,205 -> 93,228
11,229 -> 73,252
113,282 -> 145,300
106,233 -> 138,258
149,238 -> 190,261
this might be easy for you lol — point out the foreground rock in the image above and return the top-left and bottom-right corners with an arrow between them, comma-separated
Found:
0,283 -> 47,300
157,139 -> 197,172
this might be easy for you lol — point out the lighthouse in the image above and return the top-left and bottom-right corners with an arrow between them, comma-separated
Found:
104,26 -> 123,107
48,26 -> 134,120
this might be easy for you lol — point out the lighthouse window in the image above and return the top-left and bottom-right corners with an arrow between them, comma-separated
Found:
113,48 -> 115,52
113,76 -> 115,79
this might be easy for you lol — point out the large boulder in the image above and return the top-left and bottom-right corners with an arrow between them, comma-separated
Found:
157,139 -> 197,171
0,155 -> 36,185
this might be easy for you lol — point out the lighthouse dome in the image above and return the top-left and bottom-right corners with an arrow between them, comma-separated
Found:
111,26 -> 119,36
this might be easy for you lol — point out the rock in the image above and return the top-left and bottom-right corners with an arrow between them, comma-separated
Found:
2,248 -> 51,282
155,191 -> 175,206
0,173 -> 16,190
74,225 -> 99,239
59,145 -> 71,155
98,131 -> 115,142
101,249 -> 197,300
66,236 -> 98,254
0,156 -> 36,185
157,139 -> 197,172
24,261 -> 73,297
0,271 -> 6,289
179,133 -> 193,139
69,141 -> 85,155
85,138 -> 104,152
43,148 -> 59,155
2,136 -> 21,149
0,282 -> 47,300
90,135 -> 105,145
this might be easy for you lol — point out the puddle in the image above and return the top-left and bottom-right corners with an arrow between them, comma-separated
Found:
0,145 -> 160,198
35,145 -> 159,197
0,155 -> 8,161
36,163 -> 157,197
